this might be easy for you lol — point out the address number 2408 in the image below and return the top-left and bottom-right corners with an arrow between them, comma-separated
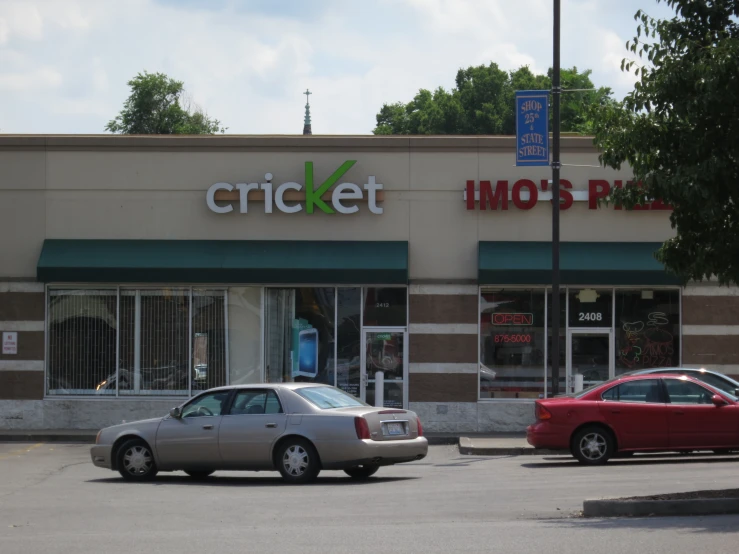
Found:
578,312 -> 603,322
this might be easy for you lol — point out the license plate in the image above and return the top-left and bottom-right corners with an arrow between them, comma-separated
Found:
386,422 -> 405,436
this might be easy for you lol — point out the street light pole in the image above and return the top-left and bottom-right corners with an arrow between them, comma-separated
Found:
551,0 -> 561,396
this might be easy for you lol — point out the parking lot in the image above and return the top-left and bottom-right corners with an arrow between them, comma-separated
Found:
1,442 -> 738,553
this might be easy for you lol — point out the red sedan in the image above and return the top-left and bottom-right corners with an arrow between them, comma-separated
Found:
527,374 -> 739,464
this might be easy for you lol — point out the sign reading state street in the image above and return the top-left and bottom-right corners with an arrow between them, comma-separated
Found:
207,160 -> 384,215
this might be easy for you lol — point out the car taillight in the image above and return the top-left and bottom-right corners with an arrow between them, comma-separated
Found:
535,403 -> 552,421
354,417 -> 371,440
416,417 -> 424,437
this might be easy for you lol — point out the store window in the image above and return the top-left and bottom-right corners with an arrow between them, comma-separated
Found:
47,289 -> 118,395
480,289 -> 545,399
337,287 -> 361,396
363,287 -> 407,327
46,288 -> 227,397
569,289 -> 613,328
264,288 -> 335,385
615,289 -> 680,374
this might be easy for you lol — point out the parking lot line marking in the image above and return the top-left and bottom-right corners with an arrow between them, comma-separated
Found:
0,443 -> 43,461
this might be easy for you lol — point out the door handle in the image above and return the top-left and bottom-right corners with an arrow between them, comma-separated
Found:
610,410 -> 621,414
265,423 -> 278,428
673,411 -> 685,416
202,424 -> 214,430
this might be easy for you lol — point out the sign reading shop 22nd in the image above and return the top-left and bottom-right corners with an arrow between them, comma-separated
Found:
206,160 -> 383,215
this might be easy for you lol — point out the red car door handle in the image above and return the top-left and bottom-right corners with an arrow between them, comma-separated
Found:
673,411 -> 685,415
610,410 -> 621,414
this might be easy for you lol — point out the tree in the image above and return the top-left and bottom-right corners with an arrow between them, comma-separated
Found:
591,0 -> 739,284
373,63 -> 611,135
106,72 -> 225,134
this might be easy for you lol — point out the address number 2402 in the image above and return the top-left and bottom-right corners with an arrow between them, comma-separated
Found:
578,312 -> 603,322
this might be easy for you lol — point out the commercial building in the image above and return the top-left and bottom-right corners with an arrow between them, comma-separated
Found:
0,135 -> 736,433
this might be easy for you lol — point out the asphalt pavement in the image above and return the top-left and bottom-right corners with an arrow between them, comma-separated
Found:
1,442 -> 738,553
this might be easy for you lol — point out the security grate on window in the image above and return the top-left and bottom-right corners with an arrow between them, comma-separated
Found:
47,290 -> 118,395
47,288 -> 227,397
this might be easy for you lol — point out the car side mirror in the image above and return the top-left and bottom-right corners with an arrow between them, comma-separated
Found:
734,388 -> 739,398
712,394 -> 728,407
170,407 -> 182,419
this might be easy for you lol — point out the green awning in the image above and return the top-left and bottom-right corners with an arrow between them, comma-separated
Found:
37,240 -> 408,284
478,242 -> 680,286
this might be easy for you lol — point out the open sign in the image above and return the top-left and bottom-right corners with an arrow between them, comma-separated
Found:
492,313 -> 533,326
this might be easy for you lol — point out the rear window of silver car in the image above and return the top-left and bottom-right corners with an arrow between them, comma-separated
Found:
295,386 -> 369,409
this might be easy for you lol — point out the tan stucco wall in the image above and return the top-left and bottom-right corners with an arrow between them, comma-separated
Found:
0,135 -> 674,281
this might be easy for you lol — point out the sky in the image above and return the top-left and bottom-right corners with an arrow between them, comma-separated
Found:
0,0 -> 675,135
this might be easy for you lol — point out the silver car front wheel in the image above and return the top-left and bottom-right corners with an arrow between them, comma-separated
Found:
276,439 -> 321,484
116,439 -> 158,481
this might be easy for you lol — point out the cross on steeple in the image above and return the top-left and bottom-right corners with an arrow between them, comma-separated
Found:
303,89 -> 312,135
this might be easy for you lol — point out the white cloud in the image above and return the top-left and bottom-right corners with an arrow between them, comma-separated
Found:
0,67 -> 62,91
0,1 -> 44,43
0,0 -> 657,134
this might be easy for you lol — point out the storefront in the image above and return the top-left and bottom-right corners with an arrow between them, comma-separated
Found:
1,135 -> 736,432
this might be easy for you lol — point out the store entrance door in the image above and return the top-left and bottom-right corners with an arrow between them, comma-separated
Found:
361,329 -> 408,409
566,330 -> 613,394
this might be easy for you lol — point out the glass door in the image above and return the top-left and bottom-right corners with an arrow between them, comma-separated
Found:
566,330 -> 613,394
361,329 -> 408,409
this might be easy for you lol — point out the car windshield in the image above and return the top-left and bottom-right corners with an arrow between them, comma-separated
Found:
295,386 -> 369,409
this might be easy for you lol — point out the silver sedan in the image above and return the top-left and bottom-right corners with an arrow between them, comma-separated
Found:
91,384 -> 428,484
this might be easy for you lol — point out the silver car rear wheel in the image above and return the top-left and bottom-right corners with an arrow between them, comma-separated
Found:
572,426 -> 614,465
116,439 -> 158,481
276,439 -> 321,484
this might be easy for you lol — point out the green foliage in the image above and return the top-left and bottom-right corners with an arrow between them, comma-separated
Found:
373,63 -> 611,135
106,72 -> 225,134
592,0 -> 739,284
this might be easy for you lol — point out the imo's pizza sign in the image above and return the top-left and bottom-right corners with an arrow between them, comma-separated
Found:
464,179 -> 671,211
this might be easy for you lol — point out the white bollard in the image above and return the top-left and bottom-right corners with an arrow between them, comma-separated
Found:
574,373 -> 584,393
375,370 -> 384,407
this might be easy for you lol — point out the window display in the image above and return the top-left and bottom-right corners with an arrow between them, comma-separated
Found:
479,287 -> 681,400
480,289 -> 545,399
264,288 -> 335,385
615,290 -> 680,374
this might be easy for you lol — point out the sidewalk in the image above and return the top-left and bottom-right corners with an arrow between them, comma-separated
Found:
456,434 -> 566,456
0,430 -> 568,455
0,430 -> 98,443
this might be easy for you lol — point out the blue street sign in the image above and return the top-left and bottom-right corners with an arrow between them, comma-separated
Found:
515,90 -> 550,167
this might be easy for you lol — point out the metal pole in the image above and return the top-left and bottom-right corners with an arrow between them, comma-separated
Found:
551,0 -> 561,396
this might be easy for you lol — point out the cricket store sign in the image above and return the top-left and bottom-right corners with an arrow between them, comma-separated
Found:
464,179 -> 671,211
207,160 -> 384,215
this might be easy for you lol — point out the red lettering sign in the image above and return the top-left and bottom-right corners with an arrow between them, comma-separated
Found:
465,179 -> 671,211
588,180 -> 610,209
466,180 -> 475,210
492,313 -> 534,326
512,179 -> 537,210
481,180 -> 508,210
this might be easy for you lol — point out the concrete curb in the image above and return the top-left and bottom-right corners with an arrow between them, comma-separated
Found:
583,497 -> 739,518
458,437 -> 566,456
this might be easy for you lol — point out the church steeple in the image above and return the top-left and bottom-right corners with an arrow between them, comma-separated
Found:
303,89 -> 312,135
